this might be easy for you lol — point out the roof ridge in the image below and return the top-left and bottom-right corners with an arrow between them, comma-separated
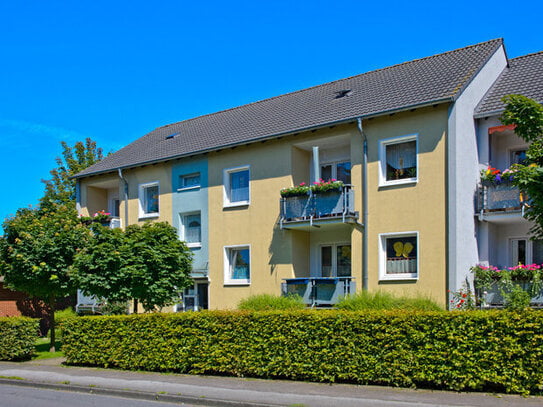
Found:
157,38 -> 503,132
510,50 -> 543,61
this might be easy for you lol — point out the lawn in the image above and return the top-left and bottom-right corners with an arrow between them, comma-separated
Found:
34,335 -> 64,359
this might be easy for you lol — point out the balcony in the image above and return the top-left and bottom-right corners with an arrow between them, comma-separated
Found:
281,277 -> 355,307
477,182 -> 527,223
279,185 -> 358,229
477,281 -> 543,308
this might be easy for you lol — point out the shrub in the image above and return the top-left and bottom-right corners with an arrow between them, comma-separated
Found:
238,294 -> 305,311
55,307 -> 77,324
63,310 -> 543,395
336,291 -> 442,311
0,317 -> 39,361
101,301 -> 129,315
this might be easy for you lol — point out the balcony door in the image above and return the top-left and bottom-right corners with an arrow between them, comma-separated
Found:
320,244 -> 351,277
510,238 -> 543,266
320,161 -> 351,184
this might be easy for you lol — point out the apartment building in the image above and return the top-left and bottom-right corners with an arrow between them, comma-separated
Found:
74,39 -> 542,310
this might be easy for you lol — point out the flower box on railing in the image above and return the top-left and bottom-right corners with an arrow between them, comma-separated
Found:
280,184 -> 355,223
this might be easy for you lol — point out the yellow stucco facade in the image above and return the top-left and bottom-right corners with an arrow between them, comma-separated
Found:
78,105 -> 449,310
206,105 -> 448,308
364,105 -> 448,304
79,163 -> 173,226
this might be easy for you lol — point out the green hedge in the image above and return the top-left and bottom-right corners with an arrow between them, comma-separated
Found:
0,317 -> 39,361
62,310 -> 543,394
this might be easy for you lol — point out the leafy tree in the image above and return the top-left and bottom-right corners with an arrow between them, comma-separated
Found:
501,95 -> 543,238
73,222 -> 192,312
0,205 -> 91,351
41,138 -> 104,210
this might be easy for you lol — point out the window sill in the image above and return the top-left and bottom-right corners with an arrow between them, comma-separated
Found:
223,201 -> 250,209
379,178 -> 418,188
187,243 -> 202,248
139,213 -> 159,220
177,186 -> 201,192
379,275 -> 418,282
224,281 -> 251,286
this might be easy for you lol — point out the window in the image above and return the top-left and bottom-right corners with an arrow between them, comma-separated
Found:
379,232 -> 418,280
510,149 -> 527,166
110,198 -> 120,217
510,238 -> 543,265
320,244 -> 351,277
320,161 -> 351,184
224,245 -> 250,284
181,213 -> 201,247
379,135 -> 418,186
138,182 -> 159,218
224,166 -> 250,207
179,173 -> 200,190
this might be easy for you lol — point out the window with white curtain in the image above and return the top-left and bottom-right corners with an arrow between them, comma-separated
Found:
181,213 -> 201,247
379,134 -> 418,186
379,232 -> 418,280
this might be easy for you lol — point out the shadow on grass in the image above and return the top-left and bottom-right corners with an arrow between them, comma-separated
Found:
34,338 -> 64,359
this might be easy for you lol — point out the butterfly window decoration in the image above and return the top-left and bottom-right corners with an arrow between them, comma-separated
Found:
386,237 -> 417,274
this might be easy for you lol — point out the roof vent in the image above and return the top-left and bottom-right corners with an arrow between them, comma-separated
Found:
335,89 -> 352,99
165,133 -> 179,140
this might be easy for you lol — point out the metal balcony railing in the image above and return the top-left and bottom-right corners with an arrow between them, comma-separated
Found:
281,277 -> 356,307
280,185 -> 356,226
477,182 -> 525,214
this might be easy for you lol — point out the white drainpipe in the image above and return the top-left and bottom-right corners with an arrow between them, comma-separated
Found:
312,146 -> 320,184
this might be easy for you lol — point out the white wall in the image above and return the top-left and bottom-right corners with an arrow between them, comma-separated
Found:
447,45 -> 508,294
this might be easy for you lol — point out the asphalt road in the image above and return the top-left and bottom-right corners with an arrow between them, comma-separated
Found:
0,384 -> 198,407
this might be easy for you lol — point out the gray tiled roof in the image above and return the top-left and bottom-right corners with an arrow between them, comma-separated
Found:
76,39 -> 504,178
475,51 -> 543,117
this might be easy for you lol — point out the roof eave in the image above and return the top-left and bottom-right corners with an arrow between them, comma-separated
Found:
474,108 -> 504,119
73,97 -> 454,180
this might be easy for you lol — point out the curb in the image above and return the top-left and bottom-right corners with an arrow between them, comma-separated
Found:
0,378 -> 279,407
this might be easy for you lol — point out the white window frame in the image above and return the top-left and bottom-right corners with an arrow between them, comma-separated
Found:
180,212 -> 202,248
508,236 -> 543,265
320,161 -> 351,184
379,231 -> 419,281
378,134 -> 418,187
319,242 -> 351,277
178,172 -> 201,191
224,244 -> 251,285
223,166 -> 250,208
109,196 -> 120,218
138,181 -> 160,219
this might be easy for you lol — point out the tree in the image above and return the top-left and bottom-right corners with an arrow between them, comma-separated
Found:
40,138 -> 104,210
501,95 -> 543,238
0,205 -> 91,351
73,222 -> 193,312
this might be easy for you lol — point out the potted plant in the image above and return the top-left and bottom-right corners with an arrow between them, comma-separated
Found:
280,182 -> 310,198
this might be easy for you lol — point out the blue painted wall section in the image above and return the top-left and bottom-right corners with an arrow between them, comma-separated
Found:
172,158 -> 209,278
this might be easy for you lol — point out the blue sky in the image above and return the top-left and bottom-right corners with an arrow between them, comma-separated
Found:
1,0 -> 541,231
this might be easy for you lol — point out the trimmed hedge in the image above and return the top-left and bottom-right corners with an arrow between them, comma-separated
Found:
62,310 -> 543,395
0,317 -> 39,361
